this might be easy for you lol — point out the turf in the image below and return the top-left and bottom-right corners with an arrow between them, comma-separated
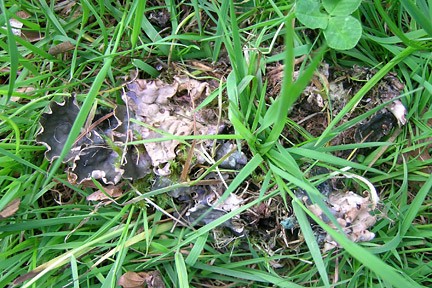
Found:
0,0 -> 431,287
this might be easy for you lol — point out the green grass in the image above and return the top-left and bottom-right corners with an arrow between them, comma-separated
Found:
1,0 -> 432,287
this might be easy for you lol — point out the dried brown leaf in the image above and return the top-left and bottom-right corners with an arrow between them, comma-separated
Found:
11,11 -> 44,42
124,77 -> 218,168
118,271 -> 147,288
0,198 -> 20,220
118,271 -> 165,288
55,0 -> 78,16
13,270 -> 40,286
186,202 -> 244,235
48,41 -> 75,55
86,185 -> 123,201
21,30 -> 44,42
16,11 -> 31,19
9,18 -> 23,36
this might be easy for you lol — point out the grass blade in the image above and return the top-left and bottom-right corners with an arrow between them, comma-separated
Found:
131,0 -> 146,48
185,232 -> 208,266
292,201 -> 330,288
0,2 -> 19,103
175,250 -> 189,287
374,0 -> 425,48
324,222 -> 421,287
401,0 -> 432,37
38,0 -> 67,36
260,20 -> 326,153
70,255 -> 79,288
193,262 -> 303,287
400,174 -> 432,236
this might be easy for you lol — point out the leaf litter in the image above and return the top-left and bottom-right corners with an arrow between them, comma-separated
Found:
123,76 -> 218,168
36,59 -> 409,267
0,199 -> 20,220
118,271 -> 165,288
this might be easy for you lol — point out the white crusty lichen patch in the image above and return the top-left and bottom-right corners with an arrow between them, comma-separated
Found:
299,167 -> 379,252
326,191 -> 377,251
302,190 -> 377,252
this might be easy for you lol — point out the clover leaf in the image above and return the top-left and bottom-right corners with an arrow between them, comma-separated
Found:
324,15 -> 362,50
296,0 -> 328,29
323,0 -> 362,16
296,0 -> 363,50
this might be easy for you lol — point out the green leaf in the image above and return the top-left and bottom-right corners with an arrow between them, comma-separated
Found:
193,262 -> 302,287
185,232 -> 208,266
38,0 -> 67,36
175,251 -> 189,287
324,15 -> 362,50
131,0 -> 146,48
400,174 -> 432,237
0,3 -> 19,104
323,0 -> 362,16
296,0 -> 329,29
132,59 -> 159,78
401,0 -> 432,38
70,255 -> 79,288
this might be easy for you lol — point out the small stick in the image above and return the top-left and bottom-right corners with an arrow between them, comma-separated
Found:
74,111 -> 115,145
